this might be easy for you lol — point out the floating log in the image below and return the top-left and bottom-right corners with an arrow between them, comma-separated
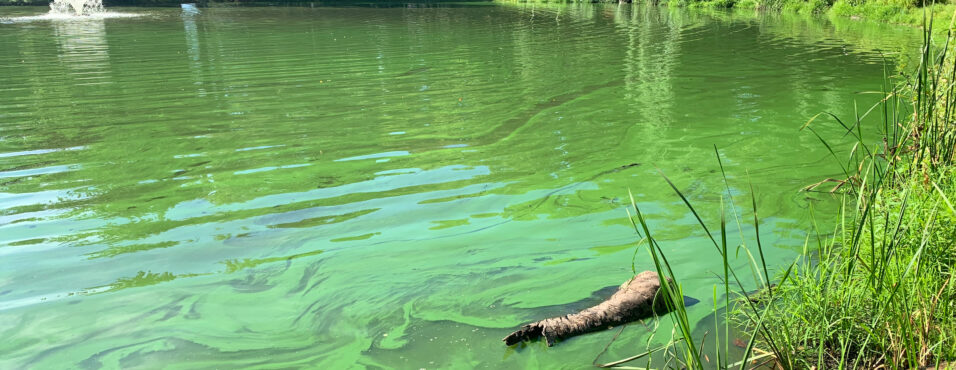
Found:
503,271 -> 672,347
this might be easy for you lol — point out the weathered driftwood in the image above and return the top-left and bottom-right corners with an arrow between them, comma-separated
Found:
503,271 -> 671,347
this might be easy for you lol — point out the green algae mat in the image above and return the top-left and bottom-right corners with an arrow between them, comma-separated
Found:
0,4 -> 920,368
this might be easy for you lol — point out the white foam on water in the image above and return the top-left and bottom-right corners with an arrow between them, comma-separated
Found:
4,12 -> 143,22
2,0 -> 142,23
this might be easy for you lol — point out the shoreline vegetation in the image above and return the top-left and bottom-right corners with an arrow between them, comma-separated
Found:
0,0 -> 950,34
609,13 -> 956,369
0,0 -> 951,35
757,17 -> 956,366
498,0 -> 956,35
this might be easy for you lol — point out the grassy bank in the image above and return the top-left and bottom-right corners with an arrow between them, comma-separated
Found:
609,13 -> 956,369
756,17 -> 956,366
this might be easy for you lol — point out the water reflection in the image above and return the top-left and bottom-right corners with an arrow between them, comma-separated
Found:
53,18 -> 111,83
0,5 -> 922,368
618,4 -> 680,151
182,4 -> 206,96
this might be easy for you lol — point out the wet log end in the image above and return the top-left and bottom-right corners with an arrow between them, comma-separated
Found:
503,271 -> 670,347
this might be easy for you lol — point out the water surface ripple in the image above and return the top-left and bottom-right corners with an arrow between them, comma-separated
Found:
0,4 -> 918,368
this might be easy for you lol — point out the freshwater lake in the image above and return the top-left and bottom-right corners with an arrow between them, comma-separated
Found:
0,4 -> 919,368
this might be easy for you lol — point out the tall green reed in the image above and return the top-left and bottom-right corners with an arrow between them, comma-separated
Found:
770,10 -> 956,368
597,153 -> 794,369
602,9 -> 956,369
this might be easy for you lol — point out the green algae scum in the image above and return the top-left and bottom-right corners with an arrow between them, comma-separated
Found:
0,4 -> 921,368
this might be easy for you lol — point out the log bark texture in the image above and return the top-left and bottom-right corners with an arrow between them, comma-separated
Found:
503,271 -> 670,346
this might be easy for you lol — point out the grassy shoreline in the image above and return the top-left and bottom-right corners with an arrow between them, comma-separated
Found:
495,0 -> 956,33
757,20 -> 956,366
610,12 -> 956,368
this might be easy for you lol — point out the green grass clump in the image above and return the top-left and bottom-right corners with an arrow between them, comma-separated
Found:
763,172 -> 956,367
606,10 -> 956,369
830,0 -> 909,21
734,0 -> 759,9
830,0 -> 956,32
779,0 -> 831,14
758,13 -> 956,367
689,0 -> 737,9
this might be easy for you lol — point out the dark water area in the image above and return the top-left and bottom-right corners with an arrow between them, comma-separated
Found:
0,4 -> 919,367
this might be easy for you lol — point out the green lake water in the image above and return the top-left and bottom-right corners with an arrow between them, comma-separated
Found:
0,4 -> 919,368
